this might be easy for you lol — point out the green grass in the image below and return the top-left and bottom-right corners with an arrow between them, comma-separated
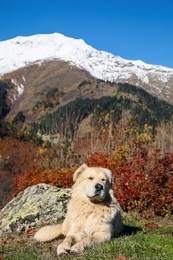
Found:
1,213 -> 173,260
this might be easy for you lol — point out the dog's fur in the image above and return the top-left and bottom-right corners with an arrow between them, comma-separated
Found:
34,164 -> 123,255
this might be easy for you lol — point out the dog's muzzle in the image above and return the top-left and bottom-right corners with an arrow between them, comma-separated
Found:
87,183 -> 105,201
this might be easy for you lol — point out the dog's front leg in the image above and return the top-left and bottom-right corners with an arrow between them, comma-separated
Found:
71,231 -> 111,254
57,236 -> 73,256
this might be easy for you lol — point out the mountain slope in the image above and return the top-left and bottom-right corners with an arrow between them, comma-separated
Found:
1,60 -> 118,123
0,33 -> 173,104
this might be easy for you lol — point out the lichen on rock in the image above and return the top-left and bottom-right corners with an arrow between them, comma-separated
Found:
0,183 -> 71,237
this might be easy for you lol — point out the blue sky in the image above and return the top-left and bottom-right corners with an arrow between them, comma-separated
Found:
0,0 -> 173,68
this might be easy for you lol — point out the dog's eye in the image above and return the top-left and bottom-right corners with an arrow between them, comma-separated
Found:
102,178 -> 106,182
88,177 -> 94,180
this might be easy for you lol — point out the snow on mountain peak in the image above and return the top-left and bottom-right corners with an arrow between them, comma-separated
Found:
0,33 -> 87,74
0,33 -> 173,88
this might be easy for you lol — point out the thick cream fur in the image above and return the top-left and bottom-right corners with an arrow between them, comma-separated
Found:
34,164 -> 123,255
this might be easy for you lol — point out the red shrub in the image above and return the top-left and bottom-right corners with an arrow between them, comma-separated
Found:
86,152 -> 173,216
12,167 -> 75,195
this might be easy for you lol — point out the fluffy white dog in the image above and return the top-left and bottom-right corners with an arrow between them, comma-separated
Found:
34,164 -> 123,255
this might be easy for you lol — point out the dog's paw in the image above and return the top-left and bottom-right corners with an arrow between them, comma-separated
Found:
70,243 -> 84,254
57,243 -> 70,256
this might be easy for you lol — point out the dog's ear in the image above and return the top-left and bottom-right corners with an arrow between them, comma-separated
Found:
73,163 -> 88,182
102,168 -> 114,187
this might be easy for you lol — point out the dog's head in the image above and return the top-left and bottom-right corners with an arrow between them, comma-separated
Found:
73,164 -> 114,203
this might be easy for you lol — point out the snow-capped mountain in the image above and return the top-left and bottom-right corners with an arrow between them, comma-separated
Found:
0,33 -> 173,104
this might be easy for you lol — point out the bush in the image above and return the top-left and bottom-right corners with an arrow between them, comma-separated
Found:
86,152 -> 173,216
12,167 -> 74,194
10,149 -> 173,216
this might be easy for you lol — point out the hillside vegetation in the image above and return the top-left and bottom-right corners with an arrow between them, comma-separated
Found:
0,83 -> 173,216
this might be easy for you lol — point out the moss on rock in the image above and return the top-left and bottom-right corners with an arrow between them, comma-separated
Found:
0,184 -> 71,237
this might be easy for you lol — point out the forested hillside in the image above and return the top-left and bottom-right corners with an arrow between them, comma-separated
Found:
0,82 -> 173,215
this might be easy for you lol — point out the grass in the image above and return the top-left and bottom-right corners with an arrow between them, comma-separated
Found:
0,212 -> 173,260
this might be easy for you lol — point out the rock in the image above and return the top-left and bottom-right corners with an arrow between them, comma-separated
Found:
0,184 -> 71,237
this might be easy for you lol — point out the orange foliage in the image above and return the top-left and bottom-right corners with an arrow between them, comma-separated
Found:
12,167 -> 75,195
0,138 -> 50,208
1,122 -> 173,218
0,138 -> 41,174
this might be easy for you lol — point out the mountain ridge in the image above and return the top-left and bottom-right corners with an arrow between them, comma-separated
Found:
1,33 -> 173,74
0,33 -> 173,103
0,33 -> 173,104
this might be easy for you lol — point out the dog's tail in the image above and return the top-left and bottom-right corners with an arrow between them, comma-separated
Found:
34,224 -> 62,242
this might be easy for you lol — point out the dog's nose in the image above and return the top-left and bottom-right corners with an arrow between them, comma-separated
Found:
95,183 -> 103,191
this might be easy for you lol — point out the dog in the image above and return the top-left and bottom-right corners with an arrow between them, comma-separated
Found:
34,164 -> 123,255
